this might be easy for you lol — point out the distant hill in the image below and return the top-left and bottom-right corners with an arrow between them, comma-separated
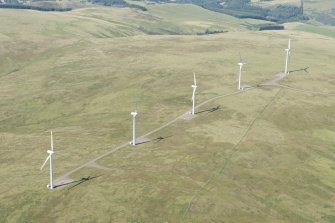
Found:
130,0 -> 307,23
3,0 -> 335,27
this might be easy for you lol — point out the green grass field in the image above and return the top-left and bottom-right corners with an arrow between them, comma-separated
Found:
292,23 -> 335,38
0,3 -> 335,223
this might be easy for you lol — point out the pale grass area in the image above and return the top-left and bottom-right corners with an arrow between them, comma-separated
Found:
252,0 -> 334,11
252,0 -> 300,7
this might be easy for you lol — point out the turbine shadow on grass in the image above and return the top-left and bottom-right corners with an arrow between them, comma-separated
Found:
54,175 -> 101,190
195,105 -> 221,115
289,67 -> 309,74
136,135 -> 173,145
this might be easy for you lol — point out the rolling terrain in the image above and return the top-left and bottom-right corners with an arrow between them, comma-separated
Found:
0,2 -> 335,222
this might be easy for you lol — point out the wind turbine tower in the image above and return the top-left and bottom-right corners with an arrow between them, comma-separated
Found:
131,110 -> 138,145
41,131 -> 55,190
237,56 -> 246,90
284,39 -> 291,74
191,72 -> 197,115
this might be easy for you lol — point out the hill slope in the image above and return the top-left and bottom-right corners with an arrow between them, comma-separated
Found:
0,4 -> 335,223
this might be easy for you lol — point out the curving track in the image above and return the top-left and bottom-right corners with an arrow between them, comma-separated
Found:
55,89 -> 254,185
55,72 -> 335,187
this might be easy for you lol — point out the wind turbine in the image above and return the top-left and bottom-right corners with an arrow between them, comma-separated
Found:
191,72 -> 197,115
130,107 -> 138,146
284,39 -> 291,74
41,131 -> 55,190
238,55 -> 246,90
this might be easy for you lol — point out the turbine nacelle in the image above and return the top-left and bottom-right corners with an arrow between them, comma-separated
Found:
285,39 -> 291,54
131,111 -> 138,117
285,49 -> 291,57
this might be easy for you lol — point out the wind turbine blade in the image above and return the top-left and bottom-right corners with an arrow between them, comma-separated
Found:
135,95 -> 142,113
40,155 -> 51,170
193,72 -> 196,85
50,131 -> 53,151
288,39 -> 291,50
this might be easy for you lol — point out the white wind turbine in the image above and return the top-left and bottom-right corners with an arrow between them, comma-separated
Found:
41,131 -> 55,190
191,72 -> 197,115
237,55 -> 247,90
284,39 -> 291,74
130,108 -> 138,146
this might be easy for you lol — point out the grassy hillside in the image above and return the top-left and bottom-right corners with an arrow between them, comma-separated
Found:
0,4 -> 335,223
292,23 -> 335,38
252,0 -> 335,13
0,3 -> 273,76
252,0 -> 335,38
146,3 -> 273,31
